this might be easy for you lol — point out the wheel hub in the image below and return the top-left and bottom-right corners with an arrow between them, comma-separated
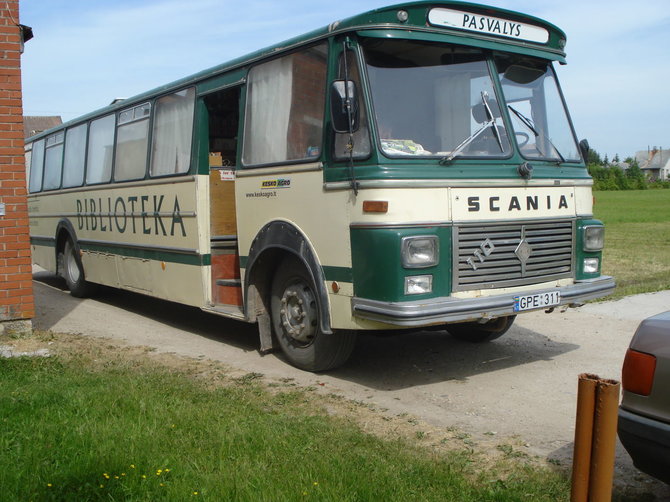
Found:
279,284 -> 316,344
66,246 -> 80,282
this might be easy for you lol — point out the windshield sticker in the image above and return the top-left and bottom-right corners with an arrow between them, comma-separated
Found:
219,169 -> 235,181
428,8 -> 549,44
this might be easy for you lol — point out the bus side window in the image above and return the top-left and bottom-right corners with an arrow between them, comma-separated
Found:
86,114 -> 116,185
62,124 -> 87,188
333,49 -> 371,161
115,102 -> 151,181
43,131 -> 64,190
28,138 -> 45,193
151,87 -> 196,177
242,43 -> 328,166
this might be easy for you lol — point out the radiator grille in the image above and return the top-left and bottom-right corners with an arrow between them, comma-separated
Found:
453,220 -> 574,290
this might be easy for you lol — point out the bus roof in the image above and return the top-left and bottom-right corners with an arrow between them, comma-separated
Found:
27,1 -> 567,142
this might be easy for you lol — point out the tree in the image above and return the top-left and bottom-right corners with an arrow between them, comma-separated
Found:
587,148 -> 602,166
625,158 -> 647,190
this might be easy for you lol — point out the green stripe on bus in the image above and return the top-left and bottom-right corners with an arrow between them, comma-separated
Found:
322,266 -> 353,283
78,242 -> 211,266
238,256 -> 351,283
30,237 -> 55,248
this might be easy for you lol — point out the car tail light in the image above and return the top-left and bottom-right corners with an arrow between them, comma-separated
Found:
622,348 -> 657,396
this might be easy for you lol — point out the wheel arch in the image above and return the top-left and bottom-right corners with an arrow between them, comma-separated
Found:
244,221 -> 332,335
54,219 -> 83,276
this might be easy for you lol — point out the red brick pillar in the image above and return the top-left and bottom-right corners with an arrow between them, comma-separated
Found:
0,0 -> 34,335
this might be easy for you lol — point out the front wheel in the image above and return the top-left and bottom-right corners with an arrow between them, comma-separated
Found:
270,257 -> 356,371
447,315 -> 516,343
59,238 -> 94,298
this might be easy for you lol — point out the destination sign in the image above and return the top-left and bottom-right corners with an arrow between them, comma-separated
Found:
428,8 -> 549,44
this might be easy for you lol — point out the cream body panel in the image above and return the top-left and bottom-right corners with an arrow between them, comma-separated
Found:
236,166 -> 352,269
450,186 -> 577,221
30,244 -> 57,273
350,187 -> 451,224
28,176 -> 209,307
574,186 -> 594,217
449,277 -> 574,299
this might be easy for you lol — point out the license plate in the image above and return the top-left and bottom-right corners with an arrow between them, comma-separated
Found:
513,291 -> 561,312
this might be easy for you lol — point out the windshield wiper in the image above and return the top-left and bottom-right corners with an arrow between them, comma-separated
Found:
508,105 -> 538,137
440,92 -> 503,165
482,92 -> 504,153
508,105 -> 565,163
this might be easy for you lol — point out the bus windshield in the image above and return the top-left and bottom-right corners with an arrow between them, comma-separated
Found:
495,55 -> 580,162
363,39 -> 511,160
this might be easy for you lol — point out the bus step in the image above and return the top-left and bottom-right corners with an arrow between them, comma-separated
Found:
216,279 -> 241,287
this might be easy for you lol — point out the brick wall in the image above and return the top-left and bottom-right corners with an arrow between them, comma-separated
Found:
0,0 -> 34,327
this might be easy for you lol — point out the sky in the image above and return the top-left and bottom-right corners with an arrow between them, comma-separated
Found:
18,0 -> 670,160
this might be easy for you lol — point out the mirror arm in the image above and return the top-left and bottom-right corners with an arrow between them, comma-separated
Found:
341,38 -> 359,195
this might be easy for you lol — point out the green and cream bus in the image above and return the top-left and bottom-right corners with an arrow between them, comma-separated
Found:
27,1 -> 615,371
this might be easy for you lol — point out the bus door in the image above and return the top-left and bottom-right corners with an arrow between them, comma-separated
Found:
202,85 -> 242,307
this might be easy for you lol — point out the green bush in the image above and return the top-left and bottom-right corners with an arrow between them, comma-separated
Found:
588,164 -> 659,191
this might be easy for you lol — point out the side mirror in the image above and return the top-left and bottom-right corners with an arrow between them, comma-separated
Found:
330,80 -> 359,134
579,139 -> 590,163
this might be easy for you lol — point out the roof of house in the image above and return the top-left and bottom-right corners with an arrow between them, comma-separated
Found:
635,149 -> 670,171
23,116 -> 63,138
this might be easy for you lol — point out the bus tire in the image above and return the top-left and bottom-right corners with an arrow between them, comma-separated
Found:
447,315 -> 516,343
60,238 -> 94,298
271,257 -> 356,371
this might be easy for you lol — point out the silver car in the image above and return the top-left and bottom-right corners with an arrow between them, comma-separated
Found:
618,311 -> 670,484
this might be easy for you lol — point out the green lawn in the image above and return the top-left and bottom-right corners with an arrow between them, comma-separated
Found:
594,190 -> 670,299
0,333 -> 570,502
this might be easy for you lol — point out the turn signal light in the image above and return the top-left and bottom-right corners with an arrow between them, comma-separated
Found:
622,348 -> 656,396
363,200 -> 388,213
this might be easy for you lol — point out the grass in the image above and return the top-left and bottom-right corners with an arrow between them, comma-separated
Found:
594,190 -> 670,299
0,332 -> 571,502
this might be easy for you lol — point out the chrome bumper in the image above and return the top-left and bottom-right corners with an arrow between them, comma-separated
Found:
352,276 -> 616,327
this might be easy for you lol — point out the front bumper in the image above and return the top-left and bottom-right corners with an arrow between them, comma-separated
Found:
618,407 -> 670,484
352,276 -> 615,326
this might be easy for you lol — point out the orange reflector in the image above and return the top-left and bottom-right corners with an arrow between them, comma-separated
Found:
622,348 -> 656,396
363,200 -> 388,213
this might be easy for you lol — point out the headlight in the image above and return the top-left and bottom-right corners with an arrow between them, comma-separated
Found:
405,275 -> 433,295
583,226 -> 604,251
401,236 -> 439,268
583,257 -> 599,274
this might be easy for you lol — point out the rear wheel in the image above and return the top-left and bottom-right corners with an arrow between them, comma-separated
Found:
447,315 -> 516,343
59,238 -> 94,298
270,257 -> 356,371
